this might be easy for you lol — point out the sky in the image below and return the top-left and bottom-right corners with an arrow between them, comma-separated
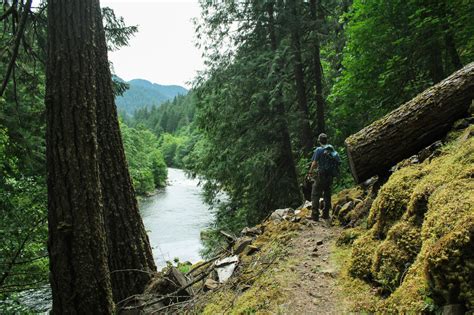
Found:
101,0 -> 204,88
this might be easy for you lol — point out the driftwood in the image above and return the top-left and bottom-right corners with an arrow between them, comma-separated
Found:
345,62 -> 474,183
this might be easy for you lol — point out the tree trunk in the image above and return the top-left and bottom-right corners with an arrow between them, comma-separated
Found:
445,33 -> 462,71
92,1 -> 156,302
288,0 -> 313,153
45,0 -> 114,313
266,2 -> 302,209
345,62 -> 474,183
309,0 -> 326,136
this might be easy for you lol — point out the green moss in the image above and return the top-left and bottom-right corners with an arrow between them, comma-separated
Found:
333,244 -> 381,312
348,233 -> 380,280
371,222 -> 421,292
425,215 -> 474,309
342,134 -> 474,312
368,164 -> 426,238
336,227 -> 364,246
379,257 -> 432,313
332,187 -> 364,208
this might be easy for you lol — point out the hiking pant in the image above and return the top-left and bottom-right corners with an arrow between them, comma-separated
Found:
311,173 -> 333,220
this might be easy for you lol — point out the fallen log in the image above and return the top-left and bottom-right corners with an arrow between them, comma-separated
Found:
345,62 -> 474,183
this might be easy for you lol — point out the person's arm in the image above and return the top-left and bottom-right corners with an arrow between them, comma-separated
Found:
308,160 -> 318,177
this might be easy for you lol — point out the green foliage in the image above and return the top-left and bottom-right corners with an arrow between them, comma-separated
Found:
120,121 -> 168,195
328,0 -> 474,146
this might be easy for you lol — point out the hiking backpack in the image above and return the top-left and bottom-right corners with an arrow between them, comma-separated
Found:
318,145 -> 341,177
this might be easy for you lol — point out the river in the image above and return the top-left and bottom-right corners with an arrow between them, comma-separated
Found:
13,168 -> 212,313
140,167 -> 212,268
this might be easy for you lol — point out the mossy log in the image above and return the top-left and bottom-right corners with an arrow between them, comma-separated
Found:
345,62 -> 474,183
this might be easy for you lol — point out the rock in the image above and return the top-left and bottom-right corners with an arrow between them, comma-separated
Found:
452,117 -> 472,130
170,267 -> 193,295
291,216 -> 301,223
340,201 -> 353,214
240,226 -> 263,237
233,237 -> 253,255
215,255 -> 239,283
299,200 -> 312,210
204,278 -> 219,291
321,269 -> 338,278
362,176 -> 378,188
243,245 -> 260,256
312,247 -> 319,252
145,266 -> 192,305
316,240 -> 323,246
270,208 -> 294,221
418,140 -> 443,162
459,126 -> 474,143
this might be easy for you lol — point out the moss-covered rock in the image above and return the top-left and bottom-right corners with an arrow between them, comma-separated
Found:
342,132 -> 474,312
425,213 -> 474,309
348,233 -> 380,280
371,222 -> 421,292
368,164 -> 426,238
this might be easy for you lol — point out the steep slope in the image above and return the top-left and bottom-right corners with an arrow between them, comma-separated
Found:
114,78 -> 188,115
334,121 -> 473,313
117,120 -> 473,315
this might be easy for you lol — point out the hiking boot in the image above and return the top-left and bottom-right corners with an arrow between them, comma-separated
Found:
323,217 -> 332,227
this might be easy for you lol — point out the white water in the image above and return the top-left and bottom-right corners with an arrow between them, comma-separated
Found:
140,167 -> 212,268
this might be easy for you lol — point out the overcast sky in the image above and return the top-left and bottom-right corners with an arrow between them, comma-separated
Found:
101,0 -> 204,88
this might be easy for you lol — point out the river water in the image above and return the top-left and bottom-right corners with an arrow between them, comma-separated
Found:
140,167 -> 212,268
13,168 -> 211,313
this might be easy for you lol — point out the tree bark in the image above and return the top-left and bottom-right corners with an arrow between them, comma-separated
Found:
92,0 -> 156,303
45,0 -> 114,313
345,62 -> 474,183
288,0 -> 313,153
309,0 -> 326,136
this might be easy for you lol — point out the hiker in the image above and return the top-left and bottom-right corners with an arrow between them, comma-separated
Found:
307,133 -> 341,221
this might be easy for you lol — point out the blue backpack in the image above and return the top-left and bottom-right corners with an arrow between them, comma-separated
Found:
318,145 -> 341,177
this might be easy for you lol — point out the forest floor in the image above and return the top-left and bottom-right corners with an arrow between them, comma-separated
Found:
278,219 -> 347,314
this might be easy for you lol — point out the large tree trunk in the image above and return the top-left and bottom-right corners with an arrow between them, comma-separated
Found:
345,62 -> 474,183
266,2 -> 302,209
92,1 -> 156,302
288,0 -> 313,153
309,0 -> 326,136
45,0 -> 114,313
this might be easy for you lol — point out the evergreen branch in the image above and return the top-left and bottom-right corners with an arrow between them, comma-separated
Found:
0,0 -> 32,97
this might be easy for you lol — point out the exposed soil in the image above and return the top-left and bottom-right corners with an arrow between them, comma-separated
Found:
280,219 -> 346,314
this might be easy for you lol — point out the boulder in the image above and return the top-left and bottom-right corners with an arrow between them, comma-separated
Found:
233,237 -> 253,255
243,245 -> 260,256
204,278 -> 219,291
269,208 -> 295,221
240,226 -> 263,237
215,256 -> 239,283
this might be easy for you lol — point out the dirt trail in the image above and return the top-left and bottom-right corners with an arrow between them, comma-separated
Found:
280,220 -> 345,314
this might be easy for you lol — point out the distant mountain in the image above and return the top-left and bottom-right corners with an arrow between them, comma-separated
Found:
114,77 -> 188,115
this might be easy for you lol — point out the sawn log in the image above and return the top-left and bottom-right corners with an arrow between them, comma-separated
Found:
345,62 -> 474,183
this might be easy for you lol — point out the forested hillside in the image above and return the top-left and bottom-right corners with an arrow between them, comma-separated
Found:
1,0 -> 473,313
115,77 -> 188,115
